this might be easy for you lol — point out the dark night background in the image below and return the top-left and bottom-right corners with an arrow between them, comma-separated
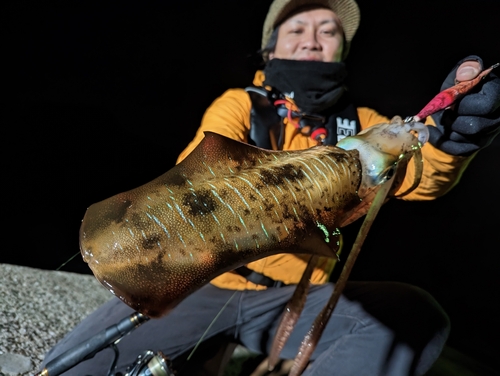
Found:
5,0 -> 500,371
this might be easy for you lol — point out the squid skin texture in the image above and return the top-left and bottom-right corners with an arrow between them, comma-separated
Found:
80,117 -> 425,319
80,132 -> 361,317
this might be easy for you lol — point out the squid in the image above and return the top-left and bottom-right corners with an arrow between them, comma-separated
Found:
79,116 -> 426,373
80,117 -> 427,314
79,64 -> 496,375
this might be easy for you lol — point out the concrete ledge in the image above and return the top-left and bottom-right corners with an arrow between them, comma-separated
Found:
0,264 -> 112,375
1,264 -> 495,376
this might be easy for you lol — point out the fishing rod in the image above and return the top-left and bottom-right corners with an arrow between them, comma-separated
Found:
34,312 -> 174,376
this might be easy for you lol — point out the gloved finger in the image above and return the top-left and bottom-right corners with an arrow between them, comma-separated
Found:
428,120 -> 500,155
436,139 -> 480,155
441,55 -> 484,91
449,112 -> 500,135
456,61 -> 481,82
455,72 -> 500,116
427,126 -> 480,155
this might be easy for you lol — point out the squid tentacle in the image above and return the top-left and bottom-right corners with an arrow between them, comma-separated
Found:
393,146 -> 423,198
290,173 -> 396,376
267,255 -> 319,371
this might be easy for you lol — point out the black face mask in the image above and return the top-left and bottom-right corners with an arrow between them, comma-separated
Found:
263,59 -> 348,114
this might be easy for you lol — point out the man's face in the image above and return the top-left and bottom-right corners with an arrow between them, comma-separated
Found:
269,8 -> 344,63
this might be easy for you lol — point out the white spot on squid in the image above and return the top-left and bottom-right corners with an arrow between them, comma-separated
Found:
295,179 -> 314,212
177,232 -> 186,248
236,176 -> 265,200
273,209 -> 282,223
224,180 -> 251,210
268,190 -> 281,207
310,159 -> 333,201
260,221 -> 269,239
209,185 -> 240,226
283,178 -> 299,204
254,238 -> 260,249
173,202 -> 188,223
211,213 -> 221,226
203,161 -> 216,177
238,215 -> 249,233
149,213 -> 171,239
187,218 -> 196,230
220,232 -> 227,244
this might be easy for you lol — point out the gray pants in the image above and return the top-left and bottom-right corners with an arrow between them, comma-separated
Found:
42,281 -> 450,376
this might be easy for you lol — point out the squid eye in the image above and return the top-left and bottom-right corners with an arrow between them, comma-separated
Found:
376,164 -> 396,185
385,165 -> 396,180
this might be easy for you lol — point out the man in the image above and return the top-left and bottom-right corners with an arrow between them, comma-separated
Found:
42,1 -> 499,375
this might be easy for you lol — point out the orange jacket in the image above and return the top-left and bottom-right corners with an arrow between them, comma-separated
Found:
177,71 -> 474,291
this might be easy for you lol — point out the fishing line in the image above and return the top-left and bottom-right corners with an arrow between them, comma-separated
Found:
186,290 -> 238,361
56,251 -> 80,271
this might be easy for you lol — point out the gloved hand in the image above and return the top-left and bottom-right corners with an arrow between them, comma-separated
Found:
428,55 -> 500,156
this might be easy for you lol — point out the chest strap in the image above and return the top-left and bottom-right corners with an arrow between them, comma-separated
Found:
245,86 -> 361,149
246,87 -> 284,150
235,266 -> 288,288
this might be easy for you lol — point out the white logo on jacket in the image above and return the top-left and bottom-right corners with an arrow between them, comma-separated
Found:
336,117 -> 357,141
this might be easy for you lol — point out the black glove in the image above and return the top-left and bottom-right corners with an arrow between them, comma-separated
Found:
428,55 -> 500,156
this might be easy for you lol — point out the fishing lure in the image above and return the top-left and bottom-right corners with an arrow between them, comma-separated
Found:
406,63 -> 499,123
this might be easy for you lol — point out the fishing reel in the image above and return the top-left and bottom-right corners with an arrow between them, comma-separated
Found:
36,312 -> 176,376
120,350 -> 174,376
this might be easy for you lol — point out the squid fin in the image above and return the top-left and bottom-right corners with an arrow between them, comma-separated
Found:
155,132 -> 278,187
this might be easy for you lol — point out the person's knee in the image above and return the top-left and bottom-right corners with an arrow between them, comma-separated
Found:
339,281 -> 449,375
343,281 -> 450,356
370,282 -> 450,374
395,282 -> 450,335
